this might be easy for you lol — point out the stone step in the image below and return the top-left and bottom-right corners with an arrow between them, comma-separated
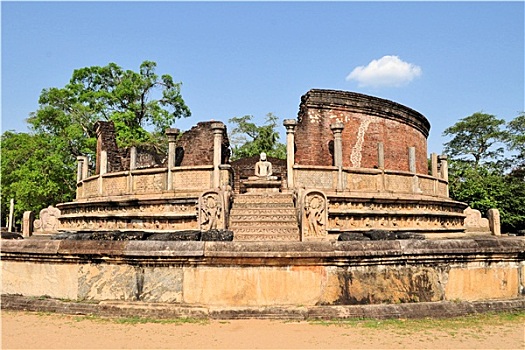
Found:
230,214 -> 297,224
233,233 -> 300,242
229,222 -> 298,229
232,204 -> 295,210
229,209 -> 296,216
233,195 -> 294,204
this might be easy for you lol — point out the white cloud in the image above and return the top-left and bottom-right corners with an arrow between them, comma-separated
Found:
346,55 -> 422,88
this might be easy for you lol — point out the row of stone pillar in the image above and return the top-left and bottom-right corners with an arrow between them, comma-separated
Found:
327,122 -> 448,179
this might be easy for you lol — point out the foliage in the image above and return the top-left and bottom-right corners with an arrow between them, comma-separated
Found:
0,131 -> 76,226
443,112 -> 506,168
28,60 -> 190,154
506,112 -> 525,166
228,113 -> 286,160
2,61 -> 189,226
444,112 -> 525,232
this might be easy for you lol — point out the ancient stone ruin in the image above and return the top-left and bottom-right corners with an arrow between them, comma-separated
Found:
3,89 -> 523,316
51,89 -> 483,241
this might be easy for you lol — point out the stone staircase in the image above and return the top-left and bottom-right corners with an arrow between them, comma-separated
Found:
229,193 -> 300,241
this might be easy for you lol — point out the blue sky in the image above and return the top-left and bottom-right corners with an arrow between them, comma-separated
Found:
2,1 -> 524,155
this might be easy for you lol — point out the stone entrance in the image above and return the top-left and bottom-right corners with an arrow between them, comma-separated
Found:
229,193 -> 299,241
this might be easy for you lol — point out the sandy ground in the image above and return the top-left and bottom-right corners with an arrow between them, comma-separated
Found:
1,311 -> 524,349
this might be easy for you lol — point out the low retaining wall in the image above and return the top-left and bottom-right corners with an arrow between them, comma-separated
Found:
1,238 -> 524,307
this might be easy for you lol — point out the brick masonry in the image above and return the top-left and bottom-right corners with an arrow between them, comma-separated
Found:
176,121 -> 230,167
295,89 -> 430,174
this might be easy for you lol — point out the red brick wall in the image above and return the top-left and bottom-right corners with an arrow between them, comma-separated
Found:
176,121 -> 230,167
295,90 -> 430,174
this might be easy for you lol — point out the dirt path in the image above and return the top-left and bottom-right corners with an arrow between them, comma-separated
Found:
2,311 -> 524,349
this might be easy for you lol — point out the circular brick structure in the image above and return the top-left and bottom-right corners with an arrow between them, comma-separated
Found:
295,89 -> 430,174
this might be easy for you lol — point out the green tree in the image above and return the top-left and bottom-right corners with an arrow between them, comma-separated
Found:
1,61 -> 190,226
506,112 -> 525,166
228,113 -> 286,160
443,112 -> 506,168
28,60 -> 191,156
1,131 -> 76,226
445,112 -> 525,232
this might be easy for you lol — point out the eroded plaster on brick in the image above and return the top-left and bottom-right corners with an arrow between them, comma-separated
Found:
350,117 -> 375,168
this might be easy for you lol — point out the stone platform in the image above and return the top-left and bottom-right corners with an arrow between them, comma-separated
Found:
2,294 -> 524,321
2,237 -> 524,307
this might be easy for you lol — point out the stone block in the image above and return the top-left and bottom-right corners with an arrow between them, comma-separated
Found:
445,265 -> 519,301
22,211 -> 34,237
463,207 -> 490,233
78,264 -> 138,301
487,208 -> 501,236
182,266 -> 330,306
1,261 -> 78,299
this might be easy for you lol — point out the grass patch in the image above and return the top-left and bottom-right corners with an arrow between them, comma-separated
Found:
71,314 -> 208,325
308,311 -> 525,333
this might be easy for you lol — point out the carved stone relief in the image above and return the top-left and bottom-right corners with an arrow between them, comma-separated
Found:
198,191 -> 226,231
301,190 -> 328,239
33,206 -> 61,233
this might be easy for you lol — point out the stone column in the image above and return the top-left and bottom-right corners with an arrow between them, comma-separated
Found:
408,147 -> 416,173
487,208 -> 501,236
77,157 -> 84,182
129,147 -> 137,171
284,119 -> 297,189
211,122 -> 225,189
438,155 -> 448,181
100,150 -> 108,175
165,128 -> 180,190
8,198 -> 14,232
431,153 -> 438,177
330,122 -> 344,191
22,211 -> 34,237
76,156 -> 89,182
438,155 -> 449,197
377,142 -> 385,169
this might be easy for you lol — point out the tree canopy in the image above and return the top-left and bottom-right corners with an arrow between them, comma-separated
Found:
28,60 -> 191,155
1,61 -> 190,226
443,112 -> 506,168
1,131 -> 76,225
228,113 -> 286,160
444,112 -> 525,232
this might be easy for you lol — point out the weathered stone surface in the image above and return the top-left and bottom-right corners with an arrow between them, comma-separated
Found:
78,264 -> 138,301
201,230 -> 234,241
330,266 -> 446,304
141,267 -> 183,302
2,294 -> 524,321
464,207 -> 490,233
22,211 -> 34,237
337,232 -> 370,241
182,266 -> 330,306
445,265 -> 520,301
33,206 -> 61,233
487,208 -> 501,236
147,231 -> 201,241
1,232 -> 23,240
1,261 -> 78,299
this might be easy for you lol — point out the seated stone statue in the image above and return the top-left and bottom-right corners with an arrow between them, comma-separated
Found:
249,152 -> 278,180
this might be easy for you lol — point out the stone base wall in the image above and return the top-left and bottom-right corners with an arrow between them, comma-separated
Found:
58,197 -> 198,232
2,239 -> 523,307
327,195 -> 466,236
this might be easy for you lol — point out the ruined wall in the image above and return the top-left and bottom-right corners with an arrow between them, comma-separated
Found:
94,121 -> 124,173
295,90 -> 430,174
176,122 -> 230,167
